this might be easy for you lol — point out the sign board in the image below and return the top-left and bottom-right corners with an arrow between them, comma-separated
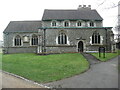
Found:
99,47 -> 105,58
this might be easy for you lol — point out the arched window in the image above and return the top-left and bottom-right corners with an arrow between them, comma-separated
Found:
90,21 -> 94,27
31,35 -> 38,45
92,33 -> 100,44
51,21 -> 57,27
58,33 -> 67,44
77,21 -> 82,27
64,21 -> 69,27
14,35 -> 22,46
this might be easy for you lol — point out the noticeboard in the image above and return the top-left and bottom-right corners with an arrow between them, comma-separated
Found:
99,47 -> 105,58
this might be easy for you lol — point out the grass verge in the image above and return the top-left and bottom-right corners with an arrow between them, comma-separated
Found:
2,53 -> 89,83
91,52 -> 118,62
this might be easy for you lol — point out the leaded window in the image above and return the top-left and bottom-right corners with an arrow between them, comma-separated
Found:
64,21 -> 69,27
31,35 -> 38,45
77,21 -> 82,26
92,33 -> 100,44
14,35 -> 22,46
90,21 -> 94,27
58,33 -> 67,44
51,21 -> 57,27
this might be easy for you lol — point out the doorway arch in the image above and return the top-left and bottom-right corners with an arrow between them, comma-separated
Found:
78,41 -> 84,52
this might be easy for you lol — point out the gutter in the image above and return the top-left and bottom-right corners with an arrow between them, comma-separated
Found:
38,27 -> 113,29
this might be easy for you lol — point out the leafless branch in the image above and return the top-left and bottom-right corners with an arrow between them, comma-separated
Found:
96,0 -> 106,9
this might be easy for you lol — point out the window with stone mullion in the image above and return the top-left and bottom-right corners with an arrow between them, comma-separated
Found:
98,34 -> 100,44
58,33 -> 67,44
35,37 -> 38,45
31,35 -> 38,45
52,21 -> 56,27
19,38 -> 21,45
90,21 -> 94,27
95,34 -> 97,43
64,21 -> 69,27
92,34 -> 95,44
58,35 -> 60,44
77,21 -> 81,26
14,36 -> 21,46
64,35 -> 67,44
92,33 -> 101,44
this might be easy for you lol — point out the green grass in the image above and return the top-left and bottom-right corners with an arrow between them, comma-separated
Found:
2,53 -> 89,83
0,48 -> 2,70
91,52 -> 118,61
117,50 -> 120,55
0,54 -> 2,70
0,48 -> 2,53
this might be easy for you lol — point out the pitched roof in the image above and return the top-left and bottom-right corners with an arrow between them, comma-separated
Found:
42,9 -> 103,21
3,21 -> 42,33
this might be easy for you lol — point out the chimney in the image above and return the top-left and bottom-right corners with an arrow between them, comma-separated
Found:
79,5 -> 82,8
78,5 -> 91,10
88,5 -> 91,8
83,5 -> 86,8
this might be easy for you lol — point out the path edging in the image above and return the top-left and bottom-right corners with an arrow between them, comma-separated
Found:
2,70 -> 50,88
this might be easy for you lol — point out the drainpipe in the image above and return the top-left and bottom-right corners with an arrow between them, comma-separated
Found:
43,29 -> 46,53
6,33 -> 9,54
105,28 -> 108,52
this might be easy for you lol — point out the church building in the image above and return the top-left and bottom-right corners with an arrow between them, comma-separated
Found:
3,5 -> 114,54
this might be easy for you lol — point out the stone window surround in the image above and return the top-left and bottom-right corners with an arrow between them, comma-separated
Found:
51,20 -> 57,27
13,35 -> 23,47
49,20 -> 99,27
92,33 -> 100,44
56,30 -> 70,45
88,21 -> 96,27
13,34 -> 39,47
90,33 -> 103,45
63,20 -> 70,27
76,20 -> 83,27
58,32 -> 67,44
30,34 -> 38,46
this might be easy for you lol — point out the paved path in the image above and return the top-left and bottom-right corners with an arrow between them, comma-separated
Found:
82,53 -> 101,65
44,56 -> 119,88
1,71 -> 45,88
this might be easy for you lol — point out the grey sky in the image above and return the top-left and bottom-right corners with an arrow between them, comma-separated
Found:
0,0 -> 119,41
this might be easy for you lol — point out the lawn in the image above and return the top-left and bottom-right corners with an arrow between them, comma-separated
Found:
91,52 -> 118,62
2,53 -> 89,83
117,50 -> 120,55
0,48 -> 2,70
0,48 -> 2,53
0,54 -> 1,70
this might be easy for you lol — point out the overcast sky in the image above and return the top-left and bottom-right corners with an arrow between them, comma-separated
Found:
0,0 -> 119,41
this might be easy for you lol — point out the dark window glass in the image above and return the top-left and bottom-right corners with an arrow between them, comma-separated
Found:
92,33 -> 101,44
14,35 -> 22,46
64,35 -> 67,44
64,21 -> 69,27
98,34 -> 100,44
31,35 -> 38,45
58,33 -> 67,44
52,21 -> 56,27
90,22 -> 94,26
77,21 -> 81,26
95,35 -> 97,43
58,36 -> 60,44
92,34 -> 94,44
